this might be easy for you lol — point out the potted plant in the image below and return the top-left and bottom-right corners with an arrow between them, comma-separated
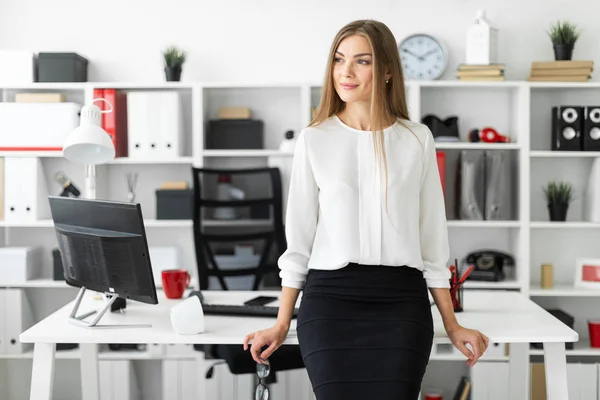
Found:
162,46 -> 186,81
543,181 -> 575,221
547,20 -> 581,61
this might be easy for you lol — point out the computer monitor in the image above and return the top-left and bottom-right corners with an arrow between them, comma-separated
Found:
49,196 -> 158,328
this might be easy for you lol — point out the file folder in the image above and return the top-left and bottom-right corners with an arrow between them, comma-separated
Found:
4,288 -> 34,354
0,290 -> 6,354
127,91 -> 183,159
484,150 -> 513,220
3,157 -> 51,223
457,150 -> 485,220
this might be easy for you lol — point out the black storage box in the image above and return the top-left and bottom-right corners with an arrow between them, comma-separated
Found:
156,189 -> 193,220
206,119 -> 263,149
531,309 -> 574,350
52,248 -> 65,281
37,52 -> 88,82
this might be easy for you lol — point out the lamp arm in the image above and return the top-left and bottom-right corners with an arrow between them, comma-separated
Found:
85,164 -> 97,200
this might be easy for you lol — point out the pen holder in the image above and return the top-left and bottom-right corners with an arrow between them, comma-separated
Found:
450,284 -> 464,313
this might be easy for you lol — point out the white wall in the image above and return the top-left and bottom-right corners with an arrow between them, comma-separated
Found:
1,0 -> 598,83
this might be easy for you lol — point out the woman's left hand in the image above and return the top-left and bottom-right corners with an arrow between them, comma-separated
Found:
446,324 -> 489,367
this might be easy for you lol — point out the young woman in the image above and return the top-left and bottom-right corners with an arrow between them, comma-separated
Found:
244,19 -> 489,399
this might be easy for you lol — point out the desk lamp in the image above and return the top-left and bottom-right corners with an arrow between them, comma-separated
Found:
62,98 -> 115,199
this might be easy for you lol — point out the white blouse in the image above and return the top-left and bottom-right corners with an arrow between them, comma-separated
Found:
277,115 -> 451,290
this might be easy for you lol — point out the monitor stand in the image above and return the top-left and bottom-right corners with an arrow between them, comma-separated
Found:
69,286 -> 152,329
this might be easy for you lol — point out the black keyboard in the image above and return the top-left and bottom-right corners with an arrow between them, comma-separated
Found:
201,303 -> 298,318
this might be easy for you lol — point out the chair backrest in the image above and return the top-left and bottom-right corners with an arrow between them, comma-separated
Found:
191,166 -> 286,290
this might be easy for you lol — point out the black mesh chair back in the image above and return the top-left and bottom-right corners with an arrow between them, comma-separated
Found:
191,166 -> 287,290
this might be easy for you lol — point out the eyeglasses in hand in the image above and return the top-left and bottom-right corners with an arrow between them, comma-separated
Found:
255,360 -> 270,400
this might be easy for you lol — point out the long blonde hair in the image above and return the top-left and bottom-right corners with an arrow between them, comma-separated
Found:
309,19 -> 412,210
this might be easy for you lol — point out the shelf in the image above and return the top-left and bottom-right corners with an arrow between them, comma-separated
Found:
203,219 -> 272,227
202,150 -> 294,157
0,219 -> 281,228
414,80 -> 523,88
530,222 -> 600,229
463,281 -> 522,290
0,348 -> 199,360
0,151 -> 63,158
434,142 -> 520,150
0,219 -> 194,228
531,151 -> 600,158
0,82 -> 89,90
447,220 -> 520,228
109,157 -> 193,165
530,284 -> 600,297
530,339 -> 600,356
0,279 -> 71,289
528,82 -> 600,89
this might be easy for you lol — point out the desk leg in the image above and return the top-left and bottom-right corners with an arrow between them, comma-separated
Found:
30,342 -> 56,400
80,343 -> 100,400
543,342 -> 568,400
508,343 -> 529,399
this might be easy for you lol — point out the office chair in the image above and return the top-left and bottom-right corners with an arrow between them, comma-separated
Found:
192,166 -> 286,290
190,166 -> 305,384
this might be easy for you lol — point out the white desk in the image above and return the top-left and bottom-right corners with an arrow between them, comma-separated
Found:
20,289 -> 578,400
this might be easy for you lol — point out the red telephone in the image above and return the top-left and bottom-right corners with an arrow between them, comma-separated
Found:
468,127 -> 511,143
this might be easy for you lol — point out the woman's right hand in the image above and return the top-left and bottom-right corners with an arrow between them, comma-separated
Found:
243,323 -> 290,364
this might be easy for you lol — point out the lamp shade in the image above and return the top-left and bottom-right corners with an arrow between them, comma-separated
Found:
63,103 -> 115,165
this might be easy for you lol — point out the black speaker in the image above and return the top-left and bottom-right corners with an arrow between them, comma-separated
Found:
552,106 -> 583,151
583,106 -> 600,151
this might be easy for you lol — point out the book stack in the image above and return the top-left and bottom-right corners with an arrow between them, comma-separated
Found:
527,60 -> 593,82
455,64 -> 505,81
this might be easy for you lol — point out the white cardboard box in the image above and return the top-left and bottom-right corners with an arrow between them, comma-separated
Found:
0,247 -> 43,284
0,51 -> 36,84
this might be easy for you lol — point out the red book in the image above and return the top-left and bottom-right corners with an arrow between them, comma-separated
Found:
436,151 -> 446,196
103,89 -> 128,157
92,89 -> 106,129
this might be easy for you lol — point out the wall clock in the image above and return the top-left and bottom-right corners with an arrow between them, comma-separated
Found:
398,34 -> 448,80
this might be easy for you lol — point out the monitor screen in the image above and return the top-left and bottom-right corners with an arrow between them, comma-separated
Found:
49,196 -> 158,305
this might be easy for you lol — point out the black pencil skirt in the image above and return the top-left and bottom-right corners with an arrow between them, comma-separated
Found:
296,262 -> 434,400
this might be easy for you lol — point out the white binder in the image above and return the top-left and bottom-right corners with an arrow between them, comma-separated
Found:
162,360 -> 202,400
566,363 -> 598,400
127,91 -> 183,159
3,157 -> 51,223
0,290 -> 6,354
99,360 -> 141,400
0,103 -> 81,150
585,157 -> 600,222
4,288 -> 34,354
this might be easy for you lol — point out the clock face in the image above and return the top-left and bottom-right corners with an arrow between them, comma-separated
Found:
398,34 -> 448,80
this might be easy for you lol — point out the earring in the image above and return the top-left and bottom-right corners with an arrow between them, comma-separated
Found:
386,79 -> 389,84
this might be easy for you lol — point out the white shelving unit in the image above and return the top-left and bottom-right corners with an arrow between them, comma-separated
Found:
2,79 -> 600,399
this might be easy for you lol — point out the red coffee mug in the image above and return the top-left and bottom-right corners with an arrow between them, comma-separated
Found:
424,391 -> 443,400
162,269 -> 190,299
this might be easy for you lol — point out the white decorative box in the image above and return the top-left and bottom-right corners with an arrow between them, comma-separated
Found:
0,102 -> 81,151
0,247 -> 43,284
0,50 -> 36,84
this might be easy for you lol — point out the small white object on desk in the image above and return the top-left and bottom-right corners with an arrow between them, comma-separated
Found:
170,293 -> 205,335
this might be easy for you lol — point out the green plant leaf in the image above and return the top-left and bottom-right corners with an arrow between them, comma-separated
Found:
543,180 -> 575,206
547,20 -> 581,45
162,46 -> 187,68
